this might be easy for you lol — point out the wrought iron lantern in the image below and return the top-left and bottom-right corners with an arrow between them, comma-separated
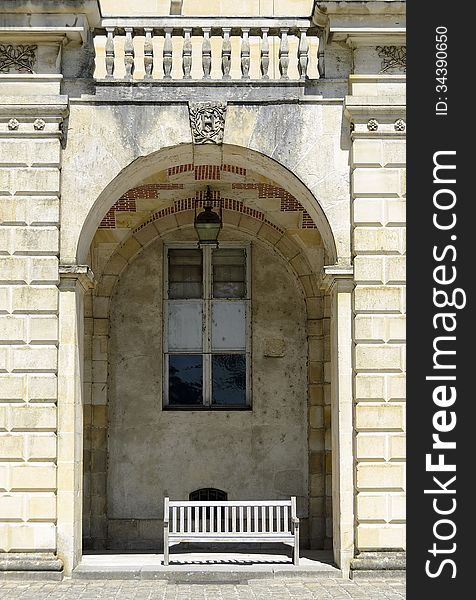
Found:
194,186 -> 222,246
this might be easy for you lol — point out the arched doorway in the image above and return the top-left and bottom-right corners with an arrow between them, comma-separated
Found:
58,144 -> 353,575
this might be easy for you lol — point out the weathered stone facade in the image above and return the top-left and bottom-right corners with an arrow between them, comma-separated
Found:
0,0 -> 406,579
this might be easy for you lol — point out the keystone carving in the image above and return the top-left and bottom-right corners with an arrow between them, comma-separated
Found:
189,102 -> 227,144
0,44 -> 37,73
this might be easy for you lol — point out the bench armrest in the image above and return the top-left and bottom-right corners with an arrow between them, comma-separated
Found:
292,516 -> 299,533
163,497 -> 170,525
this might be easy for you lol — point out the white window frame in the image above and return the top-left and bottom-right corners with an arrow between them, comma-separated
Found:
163,241 -> 252,409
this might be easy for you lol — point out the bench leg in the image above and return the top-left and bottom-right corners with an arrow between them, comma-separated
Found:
294,526 -> 300,566
164,542 -> 169,566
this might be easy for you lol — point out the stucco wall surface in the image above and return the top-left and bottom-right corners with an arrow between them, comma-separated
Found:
106,234 -> 308,547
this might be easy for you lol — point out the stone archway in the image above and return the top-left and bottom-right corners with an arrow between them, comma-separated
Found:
72,144 -> 339,267
58,145 -> 354,575
83,204 -> 330,552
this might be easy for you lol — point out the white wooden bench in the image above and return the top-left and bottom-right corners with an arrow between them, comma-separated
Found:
163,497 -> 300,566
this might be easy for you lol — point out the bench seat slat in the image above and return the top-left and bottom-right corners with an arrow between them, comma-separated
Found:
168,534 -> 295,542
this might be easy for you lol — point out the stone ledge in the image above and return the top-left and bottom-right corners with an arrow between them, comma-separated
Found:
0,552 -> 63,572
351,551 -> 406,571
351,569 -> 406,580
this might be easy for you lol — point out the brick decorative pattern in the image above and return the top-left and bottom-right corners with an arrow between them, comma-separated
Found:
99,167 -> 316,230
167,164 -> 246,179
134,193 -> 284,235
233,182 -> 317,228
195,165 -> 221,180
168,164 -> 194,176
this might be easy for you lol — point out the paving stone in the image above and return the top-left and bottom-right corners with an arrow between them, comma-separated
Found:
0,577 -> 405,599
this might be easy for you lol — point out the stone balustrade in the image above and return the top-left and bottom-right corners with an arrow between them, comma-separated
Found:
93,18 -> 323,81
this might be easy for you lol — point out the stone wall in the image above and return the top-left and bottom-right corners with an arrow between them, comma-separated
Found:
347,81 -> 406,554
0,102 -> 64,553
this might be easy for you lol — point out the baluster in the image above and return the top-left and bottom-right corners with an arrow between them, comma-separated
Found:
261,506 -> 266,532
298,28 -> 309,80
124,27 -> 135,80
202,27 -> 211,79
180,506 -> 185,532
279,28 -> 289,80
194,506 -> 199,533
268,506 -> 273,533
318,32 -> 325,77
221,27 -> 231,80
239,506 -> 244,532
182,27 -> 192,79
105,27 -> 115,79
246,506 -> 251,532
144,27 -> 154,79
241,28 -> 250,79
284,505 -> 289,531
187,506 -> 192,532
260,28 -> 269,79
277,506 -> 281,532
253,506 -> 258,533
163,27 -> 173,79
217,506 -> 222,533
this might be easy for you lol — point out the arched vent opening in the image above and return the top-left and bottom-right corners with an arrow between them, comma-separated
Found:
189,488 -> 228,502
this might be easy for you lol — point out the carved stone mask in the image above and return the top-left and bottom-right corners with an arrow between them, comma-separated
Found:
189,102 -> 227,144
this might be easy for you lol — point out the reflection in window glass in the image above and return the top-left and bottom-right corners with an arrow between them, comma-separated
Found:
212,248 -> 246,298
212,354 -> 246,406
169,249 -> 203,299
169,354 -> 203,405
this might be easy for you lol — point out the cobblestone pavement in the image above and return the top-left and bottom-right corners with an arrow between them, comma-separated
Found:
0,578 -> 405,599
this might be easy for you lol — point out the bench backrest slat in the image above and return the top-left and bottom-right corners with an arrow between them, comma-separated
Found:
165,497 -> 295,536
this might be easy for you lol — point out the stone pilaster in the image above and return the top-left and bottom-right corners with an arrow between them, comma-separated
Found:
0,97 -> 66,562
345,80 -> 406,562
321,266 -> 354,578
57,266 -> 94,575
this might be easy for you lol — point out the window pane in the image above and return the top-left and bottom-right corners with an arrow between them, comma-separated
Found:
211,301 -> 246,350
212,248 -> 246,298
212,354 -> 246,406
169,249 -> 202,299
168,354 -> 203,405
168,301 -> 203,351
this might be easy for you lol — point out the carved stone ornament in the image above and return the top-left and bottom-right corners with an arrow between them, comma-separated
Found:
33,119 -> 46,131
189,102 -> 227,144
376,45 -> 406,73
394,119 -> 406,132
7,118 -> 19,131
0,44 -> 37,73
367,119 -> 379,132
